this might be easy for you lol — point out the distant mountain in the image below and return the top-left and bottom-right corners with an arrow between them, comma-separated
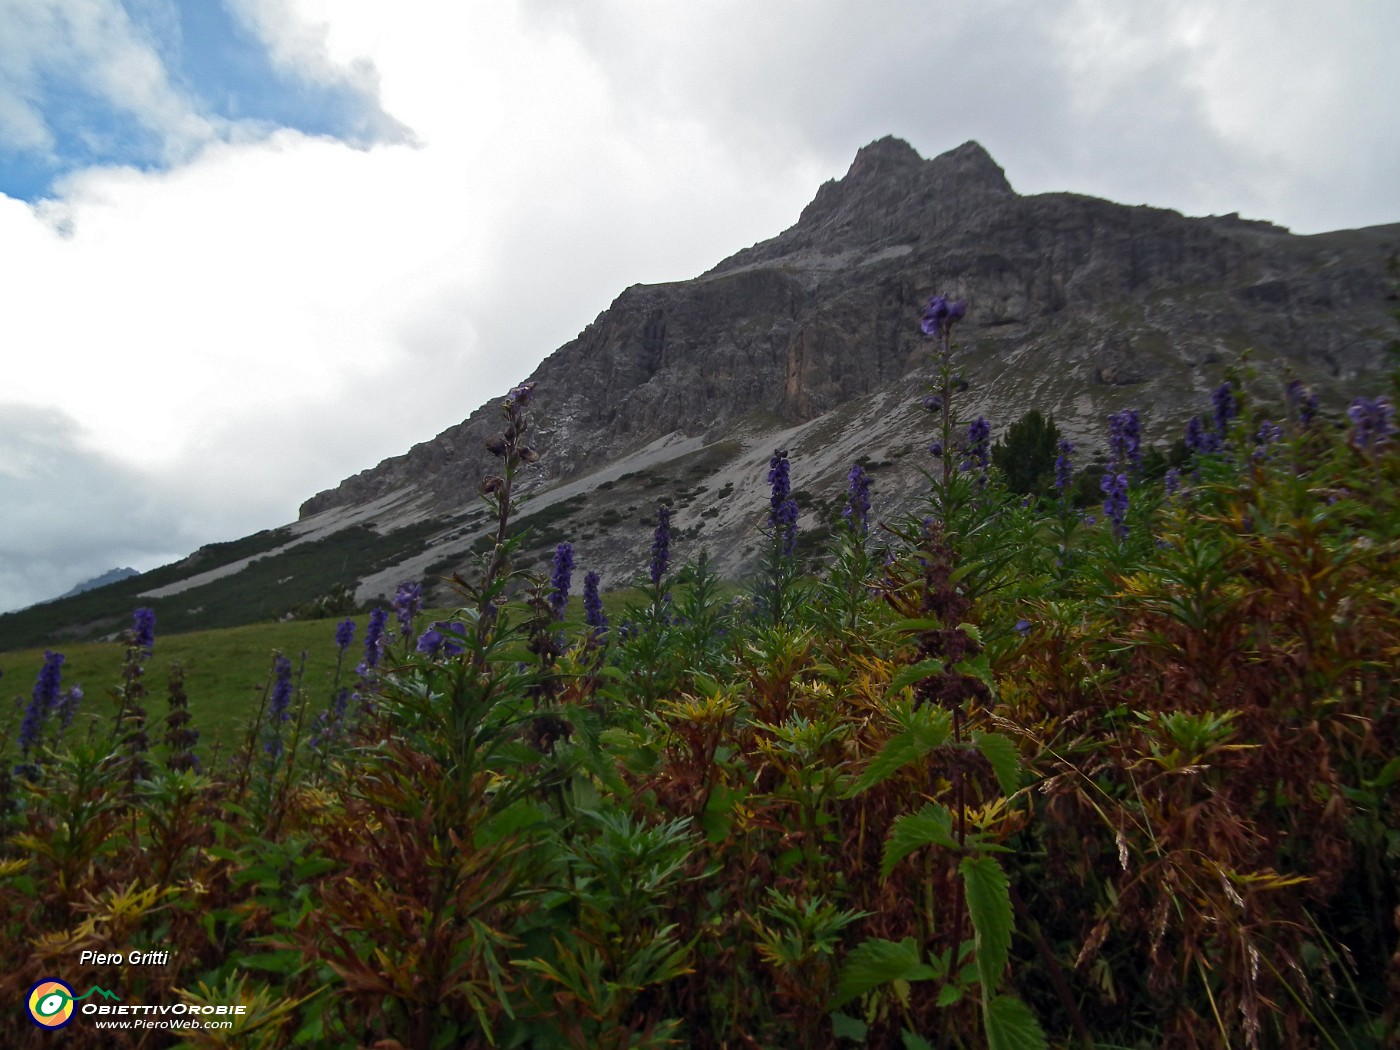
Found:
3,138 -> 1396,648
57,568 -> 140,601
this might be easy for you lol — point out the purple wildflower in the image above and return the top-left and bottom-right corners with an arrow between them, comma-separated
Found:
550,542 -> 575,620
1285,379 -> 1318,426
1054,438 -> 1075,495
929,441 -> 945,457
1107,409 -> 1142,474
393,581 -> 422,637
132,607 -> 156,652
842,463 -> 872,535
1347,396 -> 1396,455
418,621 -> 465,656
920,295 -> 950,337
55,685 -> 82,731
363,608 -> 387,670
1212,382 -> 1237,437
1185,415 -> 1219,455
583,570 -> 607,633
268,656 -> 293,726
334,618 -> 356,653
920,295 -> 967,338
265,654 -> 294,760
1164,467 -> 1182,498
650,505 -> 672,585
768,450 -> 799,557
18,650 -> 65,753
1101,472 -> 1129,540
961,417 -> 992,478
1014,619 -> 1032,636
922,394 -> 944,413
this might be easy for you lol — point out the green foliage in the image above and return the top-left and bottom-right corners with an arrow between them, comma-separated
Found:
2,359 -> 1398,1049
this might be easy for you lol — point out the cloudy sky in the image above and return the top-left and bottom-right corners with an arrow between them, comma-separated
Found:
1,0 -> 1397,615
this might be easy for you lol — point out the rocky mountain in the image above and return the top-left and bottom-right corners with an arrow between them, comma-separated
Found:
287,137 -> 1396,603
4,138 -> 1396,645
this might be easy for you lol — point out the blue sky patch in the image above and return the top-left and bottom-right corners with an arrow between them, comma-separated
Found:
0,0 -> 405,202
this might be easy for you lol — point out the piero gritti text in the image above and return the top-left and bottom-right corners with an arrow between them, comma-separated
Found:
79,950 -> 171,966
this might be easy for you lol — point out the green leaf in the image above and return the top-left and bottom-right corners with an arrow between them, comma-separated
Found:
881,803 -> 958,879
984,994 -> 1048,1050
901,1032 -> 936,1050
830,1011 -> 868,1042
847,710 -> 951,797
936,983 -> 964,1007
888,658 -> 946,694
832,937 -> 938,1008
960,855 -> 1012,991
971,731 -> 1021,796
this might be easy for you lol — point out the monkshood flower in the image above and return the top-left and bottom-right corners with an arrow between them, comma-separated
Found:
1101,472 -> 1130,540
922,394 -> 944,413
268,656 -> 294,726
334,618 -> 356,653
1164,467 -> 1182,498
1185,415 -> 1219,455
960,417 -> 991,477
362,608 -> 387,671
1347,396 -> 1396,455
132,607 -> 156,653
1212,381 -> 1237,437
265,654 -> 294,760
417,622 -> 466,657
18,650 -> 64,754
920,295 -> 968,338
650,504 -> 672,585
393,581 -> 422,637
1107,409 -> 1142,473
55,685 -> 82,731
768,449 -> 799,556
583,570 -> 607,632
550,542 -> 575,620
1054,438 -> 1076,495
1285,379 -> 1318,426
842,463 -> 872,534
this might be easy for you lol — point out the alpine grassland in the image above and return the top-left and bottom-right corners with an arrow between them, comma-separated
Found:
2,300 -> 1398,1049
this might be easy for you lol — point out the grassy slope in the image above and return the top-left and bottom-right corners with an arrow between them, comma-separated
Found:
0,590 -> 648,753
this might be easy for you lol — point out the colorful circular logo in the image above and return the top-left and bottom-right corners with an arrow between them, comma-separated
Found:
27,979 -> 76,1028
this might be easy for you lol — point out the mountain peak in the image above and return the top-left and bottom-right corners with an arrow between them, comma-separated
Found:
929,140 -> 1012,194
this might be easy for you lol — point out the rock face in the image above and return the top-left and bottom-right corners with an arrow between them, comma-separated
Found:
279,137 -> 1397,602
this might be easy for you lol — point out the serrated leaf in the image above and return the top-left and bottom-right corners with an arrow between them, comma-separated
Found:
881,803 -> 958,879
888,658 -> 946,693
971,731 -> 1021,796
960,855 -> 1012,991
847,711 -> 951,797
984,994 -> 1048,1050
936,982 -> 964,1007
832,937 -> 937,1008
901,1032 -> 935,1050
